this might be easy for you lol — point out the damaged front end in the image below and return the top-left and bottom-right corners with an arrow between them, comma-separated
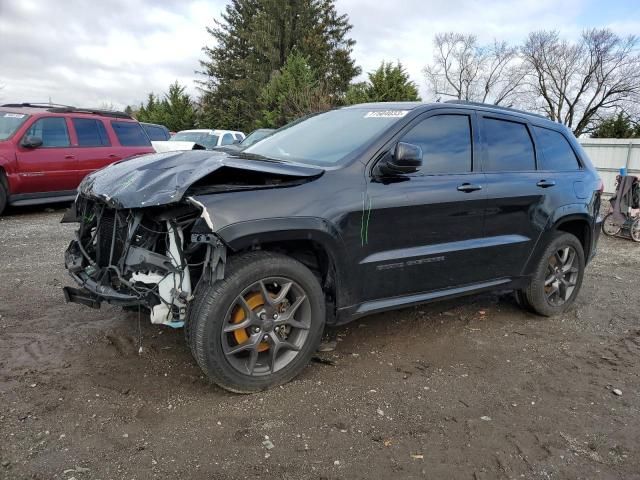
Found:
63,195 -> 225,327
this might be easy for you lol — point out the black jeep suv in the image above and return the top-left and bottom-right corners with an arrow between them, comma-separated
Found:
63,101 -> 603,392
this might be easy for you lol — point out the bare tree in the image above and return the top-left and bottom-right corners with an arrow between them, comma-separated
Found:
521,29 -> 640,136
424,33 -> 525,105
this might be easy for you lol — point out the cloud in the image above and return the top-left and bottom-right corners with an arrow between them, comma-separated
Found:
0,0 -> 224,108
340,0 -> 588,95
0,0 -> 635,111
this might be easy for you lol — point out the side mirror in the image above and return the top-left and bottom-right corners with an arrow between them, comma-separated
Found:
22,136 -> 43,149
378,142 -> 422,175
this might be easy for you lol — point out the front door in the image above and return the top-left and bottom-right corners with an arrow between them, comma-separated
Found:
358,111 -> 488,302
15,116 -> 77,194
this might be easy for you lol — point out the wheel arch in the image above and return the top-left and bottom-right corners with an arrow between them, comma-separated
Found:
553,214 -> 592,256
216,217 -> 353,320
523,207 -> 594,276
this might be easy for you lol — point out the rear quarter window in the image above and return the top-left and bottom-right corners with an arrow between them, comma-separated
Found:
144,125 -> 169,141
533,126 -> 580,171
111,121 -> 151,146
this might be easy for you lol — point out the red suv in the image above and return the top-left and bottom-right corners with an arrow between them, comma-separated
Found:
0,103 -> 155,215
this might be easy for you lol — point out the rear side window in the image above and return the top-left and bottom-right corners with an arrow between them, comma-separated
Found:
400,114 -> 472,174
533,126 -> 580,171
111,121 -> 151,146
25,117 -> 70,147
72,118 -> 110,146
221,133 -> 235,145
482,118 -> 535,172
144,125 -> 169,141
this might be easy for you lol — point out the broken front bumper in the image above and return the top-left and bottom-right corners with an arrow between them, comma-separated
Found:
62,197 -> 226,327
64,240 -> 141,308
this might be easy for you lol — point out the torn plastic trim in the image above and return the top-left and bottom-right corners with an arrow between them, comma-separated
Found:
187,196 -> 214,231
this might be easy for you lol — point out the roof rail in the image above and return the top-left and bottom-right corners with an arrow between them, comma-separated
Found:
2,103 -> 132,119
47,107 -> 132,119
2,102 -> 74,109
444,100 -> 549,120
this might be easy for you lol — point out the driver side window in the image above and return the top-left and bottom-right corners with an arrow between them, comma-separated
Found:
221,133 -> 235,145
25,117 -> 70,147
400,114 -> 472,174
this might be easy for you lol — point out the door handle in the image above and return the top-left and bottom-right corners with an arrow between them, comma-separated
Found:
457,183 -> 482,192
536,179 -> 556,188
109,154 -> 120,158
64,155 -> 75,159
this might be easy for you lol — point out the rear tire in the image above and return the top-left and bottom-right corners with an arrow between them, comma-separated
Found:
520,232 -> 585,317
514,289 -> 534,312
191,251 -> 326,393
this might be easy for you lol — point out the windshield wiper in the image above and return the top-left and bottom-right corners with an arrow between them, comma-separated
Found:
232,151 -> 288,163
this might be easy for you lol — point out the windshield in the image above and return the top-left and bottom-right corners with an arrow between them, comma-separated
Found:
244,108 -> 409,165
241,129 -> 273,146
170,131 -> 219,149
0,111 -> 29,140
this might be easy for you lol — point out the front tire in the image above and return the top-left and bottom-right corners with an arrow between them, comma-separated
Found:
0,182 -> 7,216
191,251 -> 326,393
518,232 -> 585,317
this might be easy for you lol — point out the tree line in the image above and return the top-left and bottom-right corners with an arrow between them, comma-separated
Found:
130,0 -> 640,138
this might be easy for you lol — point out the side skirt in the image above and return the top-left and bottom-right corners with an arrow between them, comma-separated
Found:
337,277 -> 521,323
9,190 -> 77,206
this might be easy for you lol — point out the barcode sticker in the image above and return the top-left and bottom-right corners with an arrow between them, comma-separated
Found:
364,110 -> 408,119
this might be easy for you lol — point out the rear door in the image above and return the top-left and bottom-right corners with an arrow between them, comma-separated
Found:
479,113 -> 547,279
70,117 -> 115,184
360,110 -> 488,301
15,116 -> 77,194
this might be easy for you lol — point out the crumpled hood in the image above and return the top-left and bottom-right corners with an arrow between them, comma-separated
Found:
79,150 -> 324,208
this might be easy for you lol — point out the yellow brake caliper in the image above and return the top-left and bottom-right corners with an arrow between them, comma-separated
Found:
231,292 -> 270,352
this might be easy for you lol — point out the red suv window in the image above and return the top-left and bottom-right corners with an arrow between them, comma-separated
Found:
25,117 -> 70,147
73,118 -> 111,146
111,121 -> 151,146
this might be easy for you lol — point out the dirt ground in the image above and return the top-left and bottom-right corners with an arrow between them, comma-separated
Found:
0,204 -> 639,480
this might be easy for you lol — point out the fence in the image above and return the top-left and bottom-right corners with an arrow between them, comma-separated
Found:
578,138 -> 640,194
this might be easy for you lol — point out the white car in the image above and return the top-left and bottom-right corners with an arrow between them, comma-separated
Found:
170,129 -> 244,149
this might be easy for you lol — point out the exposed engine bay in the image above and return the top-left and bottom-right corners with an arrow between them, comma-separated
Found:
63,195 -> 226,327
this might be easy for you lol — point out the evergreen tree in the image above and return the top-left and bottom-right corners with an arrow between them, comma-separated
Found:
198,0 -> 359,131
258,52 -> 332,128
346,61 -> 421,104
163,82 -> 196,131
136,83 -> 196,131
591,112 -> 640,138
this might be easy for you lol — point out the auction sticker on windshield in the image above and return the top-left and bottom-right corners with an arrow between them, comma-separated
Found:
4,113 -> 25,118
364,110 -> 408,118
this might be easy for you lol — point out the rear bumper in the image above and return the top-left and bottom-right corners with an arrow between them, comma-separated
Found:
589,215 -> 603,263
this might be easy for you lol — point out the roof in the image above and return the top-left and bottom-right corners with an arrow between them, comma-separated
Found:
342,102 -> 423,110
177,129 -> 244,135
0,103 -> 133,119
342,100 -> 552,123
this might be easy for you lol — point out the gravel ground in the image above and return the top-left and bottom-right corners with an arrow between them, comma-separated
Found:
0,204 -> 639,480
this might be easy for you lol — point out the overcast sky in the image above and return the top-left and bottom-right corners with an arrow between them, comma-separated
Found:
0,0 -> 638,110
